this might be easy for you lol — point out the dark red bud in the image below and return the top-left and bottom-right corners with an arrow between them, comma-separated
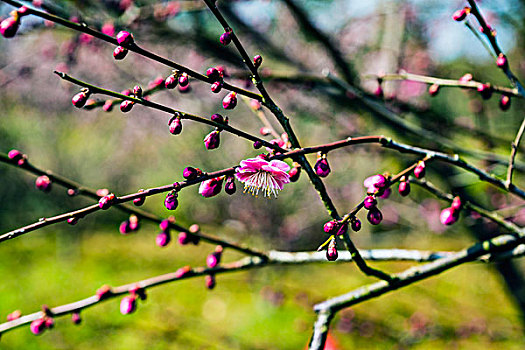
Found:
120,295 -> 137,315
398,180 -> 410,196
323,220 -> 338,235
204,130 -> 221,150
35,175 -> 52,192
500,94 -> 511,111
211,80 -> 223,93
363,196 -> 377,210
133,85 -> 143,98
326,238 -> 338,261
95,285 -> 112,300
164,191 -> 178,210
477,83 -> 493,100
113,46 -> 128,60
175,266 -> 191,278
496,54 -> 508,69
414,161 -> 426,179
103,100 -> 114,112
289,163 -> 301,182
183,166 -> 201,180
168,115 -> 183,135
451,196 -> 462,212
7,310 -> 21,321
225,176 -> 236,195
116,30 -> 134,46
72,92 -> 88,108
367,207 -> 383,225
178,73 -> 189,87
67,217 -> 79,225
452,7 -> 469,21
165,75 -> 178,89
30,318 -> 46,335
71,312 -> 81,325
120,100 -> 134,112
440,207 -> 458,225
119,220 -> 132,235
314,157 -> 330,177
99,193 -> 116,210
205,274 -> 216,289
156,231 -> 171,247
259,127 -> 271,136
211,113 -> 225,124
253,54 -> 263,68
253,140 -> 263,149
133,189 -> 146,206
219,31 -> 232,45
351,219 -> 361,232
206,67 -> 220,81
0,17 -> 19,38
222,92 -> 237,109
428,84 -> 440,96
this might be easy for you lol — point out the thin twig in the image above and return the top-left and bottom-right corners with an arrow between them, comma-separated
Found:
507,117 -> 525,188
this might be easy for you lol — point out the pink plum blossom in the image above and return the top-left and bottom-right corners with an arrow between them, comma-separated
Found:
235,157 -> 290,197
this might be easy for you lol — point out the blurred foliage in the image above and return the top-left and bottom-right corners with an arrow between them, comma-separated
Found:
1,0 -> 525,348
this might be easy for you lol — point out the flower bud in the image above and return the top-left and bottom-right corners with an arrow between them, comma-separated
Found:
374,84 -> 384,98
96,285 -> 112,300
7,310 -> 21,321
199,177 -> 223,197
30,318 -> 46,335
398,179 -> 410,196
113,46 -> 128,60
428,84 -> 440,96
120,295 -> 137,315
206,67 -> 221,82
452,7 -> 469,21
116,30 -> 134,46
451,196 -> 462,212
323,220 -> 338,235
72,91 -> 89,108
351,218 -> 361,232
259,127 -> 271,136
128,215 -> 139,231
367,207 -> 383,225
500,94 -> 511,111
440,207 -> 458,225
211,113 -> 225,124
496,53 -> 508,69
175,266 -> 191,278
0,17 -> 19,38
211,80 -> 223,93
205,274 -> 216,289
363,196 -> 377,210
314,156 -> 330,177
168,115 -> 183,135
129,285 -> 147,301
71,312 -> 81,325
414,161 -> 426,179
222,92 -> 237,109
204,130 -> 221,150
206,248 -> 222,268
165,74 -> 178,89
220,31 -> 232,45
164,191 -> 178,210
253,55 -> 263,68
67,217 -> 79,225
158,219 -> 170,232
133,189 -> 146,206
133,85 -> 143,98
477,83 -> 493,100
178,73 -> 189,87
99,193 -> 116,210
459,73 -> 473,83
364,174 -> 387,193
35,175 -> 52,192
289,163 -> 301,182
253,140 -> 263,149
225,176 -> 236,195
103,100 -> 114,112
44,317 -> 54,329
119,220 -> 132,235
156,231 -> 171,247
183,166 -> 202,180
178,231 -> 191,245
120,100 -> 134,112
326,238 -> 338,261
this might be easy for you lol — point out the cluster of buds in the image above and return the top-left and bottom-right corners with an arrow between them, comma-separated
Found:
440,196 -> 462,226
30,306 -> 54,336
0,6 -> 29,38
206,245 -> 223,268
8,149 -> 28,166
119,215 -> 140,235
156,218 -> 172,247
314,153 -> 331,177
113,30 -> 134,60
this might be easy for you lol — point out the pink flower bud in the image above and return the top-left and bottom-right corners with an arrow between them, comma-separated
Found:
452,7 -> 469,21
374,85 -> 384,98
211,80 -> 223,93
67,217 -> 79,225
351,219 -> 361,232
7,310 -> 21,321
199,177 -> 223,198
44,317 -> 54,329
183,167 -> 202,180
206,251 -> 221,268
156,231 -> 171,247
259,127 -> 271,136
251,100 -> 262,110
364,174 -> 387,193
119,220 -> 132,235
500,94 -> 511,111
72,92 -> 88,108
71,312 -> 81,325
99,193 -> 116,210
175,266 -> 191,278
211,113 -> 225,124
205,274 -> 216,289
8,149 -> 22,161
116,30 -> 134,46
314,157 -> 330,177
30,318 -> 46,335
35,175 -> 52,192
253,55 -> 263,68
451,196 -> 462,212
168,115 -> 183,135
178,73 -> 189,87
132,85 -> 142,98
96,285 -> 112,300
204,130 -> 221,150
17,6 -> 30,16
101,22 -> 115,36
103,100 -> 114,112
324,220 -> 339,235
220,31 -> 232,45
165,75 -> 178,89
398,180 -> 410,196
289,163 -> 301,182
159,219 -> 170,232
414,161 -> 426,179
428,84 -> 440,97
164,191 -> 178,210
120,295 -> 137,315
378,187 -> 391,199
477,83 -> 493,100
178,231 -> 191,245
496,54 -> 508,69
222,92 -> 237,109
0,17 -> 19,38
367,207 -> 383,225
363,196 -> 377,210
129,285 -> 147,300
440,207 -> 458,225
120,100 -> 134,112
113,46 -> 128,60
459,73 -> 473,83
133,189 -> 146,206
225,176 -> 236,195
326,238 -> 338,261
206,67 -> 221,81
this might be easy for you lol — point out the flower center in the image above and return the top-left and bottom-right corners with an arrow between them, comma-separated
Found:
243,170 -> 280,198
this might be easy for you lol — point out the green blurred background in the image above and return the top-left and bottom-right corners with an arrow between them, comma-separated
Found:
1,0 -> 525,348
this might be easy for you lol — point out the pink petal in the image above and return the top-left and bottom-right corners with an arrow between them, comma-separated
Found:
269,159 -> 290,172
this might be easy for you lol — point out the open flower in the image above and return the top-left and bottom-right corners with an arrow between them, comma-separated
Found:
235,157 -> 290,197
